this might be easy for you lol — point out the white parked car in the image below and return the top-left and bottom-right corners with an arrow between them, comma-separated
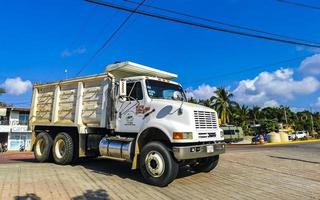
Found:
288,131 -> 307,140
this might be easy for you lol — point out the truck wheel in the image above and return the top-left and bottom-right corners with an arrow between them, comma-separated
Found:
34,132 -> 53,162
140,142 -> 179,187
193,155 -> 219,172
52,132 -> 74,165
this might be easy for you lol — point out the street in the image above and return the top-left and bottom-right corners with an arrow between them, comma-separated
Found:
0,142 -> 319,200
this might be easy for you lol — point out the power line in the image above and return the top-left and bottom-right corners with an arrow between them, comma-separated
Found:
277,0 -> 320,10
76,0 -> 147,76
189,53 -> 313,85
85,0 -> 320,49
69,5 -> 98,49
124,0 -> 320,45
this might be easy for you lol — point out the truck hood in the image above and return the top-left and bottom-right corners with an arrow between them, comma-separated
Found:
146,99 -> 222,143
150,99 -> 216,113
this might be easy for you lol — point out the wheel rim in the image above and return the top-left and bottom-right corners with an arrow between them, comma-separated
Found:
145,150 -> 165,178
55,139 -> 66,159
36,138 -> 45,156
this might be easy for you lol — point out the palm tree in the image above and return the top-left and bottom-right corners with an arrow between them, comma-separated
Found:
199,99 -> 211,107
187,97 -> 198,104
250,106 -> 260,125
211,87 -> 237,124
237,105 -> 249,126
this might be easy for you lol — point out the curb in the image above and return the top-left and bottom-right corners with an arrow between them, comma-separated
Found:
264,139 -> 320,145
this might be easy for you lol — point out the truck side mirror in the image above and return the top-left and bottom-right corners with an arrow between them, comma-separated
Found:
119,80 -> 127,97
173,91 -> 182,101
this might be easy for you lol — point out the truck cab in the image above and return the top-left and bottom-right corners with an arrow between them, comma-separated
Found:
31,61 -> 225,187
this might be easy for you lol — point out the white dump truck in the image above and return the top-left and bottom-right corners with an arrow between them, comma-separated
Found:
30,61 -> 225,186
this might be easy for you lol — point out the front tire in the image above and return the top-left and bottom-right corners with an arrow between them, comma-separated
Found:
193,155 -> 219,172
52,132 -> 74,165
140,142 -> 179,187
34,132 -> 53,162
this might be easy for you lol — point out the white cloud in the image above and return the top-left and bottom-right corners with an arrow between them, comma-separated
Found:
296,46 -> 320,54
263,100 -> 279,108
314,97 -> 320,108
233,68 -> 320,106
299,54 -> 320,75
291,107 -> 307,112
61,47 -> 86,58
2,77 -> 32,95
186,84 -> 217,100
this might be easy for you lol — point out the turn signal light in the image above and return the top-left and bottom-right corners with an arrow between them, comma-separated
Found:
173,132 -> 193,140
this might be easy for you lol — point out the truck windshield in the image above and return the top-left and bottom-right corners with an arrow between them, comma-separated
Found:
146,79 -> 186,101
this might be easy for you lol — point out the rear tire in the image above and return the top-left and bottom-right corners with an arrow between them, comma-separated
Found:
52,132 -> 74,165
193,155 -> 219,172
34,132 -> 53,162
140,142 -> 179,187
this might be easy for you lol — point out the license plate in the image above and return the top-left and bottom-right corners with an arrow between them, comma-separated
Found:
207,145 -> 214,153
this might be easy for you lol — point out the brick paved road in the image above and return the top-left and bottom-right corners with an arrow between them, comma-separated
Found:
0,142 -> 319,200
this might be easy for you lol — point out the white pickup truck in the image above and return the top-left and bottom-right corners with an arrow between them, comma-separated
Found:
288,131 -> 308,140
30,61 -> 225,186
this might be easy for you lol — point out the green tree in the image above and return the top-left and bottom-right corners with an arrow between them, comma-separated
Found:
249,106 -> 260,125
211,87 -> 237,124
0,88 -> 6,107
187,97 -> 198,104
198,99 -> 211,107
235,105 -> 249,126
235,105 -> 250,134
260,119 -> 279,133
279,106 -> 295,125
294,111 -> 313,132
260,107 -> 279,120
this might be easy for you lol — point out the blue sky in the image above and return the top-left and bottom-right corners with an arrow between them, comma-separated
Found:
1,0 -> 320,111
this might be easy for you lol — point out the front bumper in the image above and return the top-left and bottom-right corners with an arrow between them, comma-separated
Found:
172,143 -> 226,160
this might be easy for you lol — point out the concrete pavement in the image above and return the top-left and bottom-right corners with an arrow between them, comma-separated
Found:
0,142 -> 319,200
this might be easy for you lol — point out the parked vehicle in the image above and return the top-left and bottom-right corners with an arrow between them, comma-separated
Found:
252,134 -> 269,143
19,144 -> 25,152
220,125 -> 244,143
0,143 -> 7,153
288,131 -> 307,140
30,61 -> 225,187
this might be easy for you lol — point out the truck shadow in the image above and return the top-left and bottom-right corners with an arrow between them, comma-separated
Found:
71,189 -> 110,200
10,156 -> 199,184
74,158 -> 200,183
269,155 -> 320,164
74,158 -> 143,182
14,193 -> 41,200
14,189 -> 110,200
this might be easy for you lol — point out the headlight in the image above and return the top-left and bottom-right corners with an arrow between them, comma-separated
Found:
220,130 -> 224,138
173,132 -> 193,140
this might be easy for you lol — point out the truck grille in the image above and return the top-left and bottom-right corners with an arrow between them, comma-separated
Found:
194,111 -> 217,129
198,132 -> 216,138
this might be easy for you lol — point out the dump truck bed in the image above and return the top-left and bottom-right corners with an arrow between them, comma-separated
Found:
30,73 -> 113,128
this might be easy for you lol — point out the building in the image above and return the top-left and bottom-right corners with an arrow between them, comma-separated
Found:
0,107 -> 31,151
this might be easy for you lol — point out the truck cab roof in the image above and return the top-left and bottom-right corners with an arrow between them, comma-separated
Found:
122,76 -> 181,86
106,61 -> 178,80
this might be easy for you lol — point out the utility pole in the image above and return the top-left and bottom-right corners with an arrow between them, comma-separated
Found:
284,108 -> 288,125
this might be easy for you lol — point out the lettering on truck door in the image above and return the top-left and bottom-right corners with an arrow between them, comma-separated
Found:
116,81 -> 145,133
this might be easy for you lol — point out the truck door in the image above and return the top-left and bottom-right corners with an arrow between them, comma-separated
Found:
116,81 -> 145,133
